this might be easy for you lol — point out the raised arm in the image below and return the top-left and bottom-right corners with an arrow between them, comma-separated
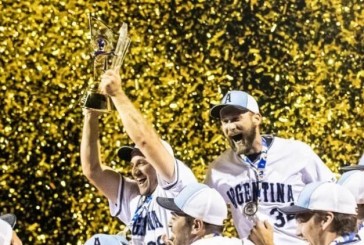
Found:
99,70 -> 175,182
80,109 -> 120,203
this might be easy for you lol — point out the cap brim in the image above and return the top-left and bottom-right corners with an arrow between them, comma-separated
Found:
278,205 -> 311,215
0,213 -> 17,228
156,197 -> 184,213
210,104 -> 248,119
117,146 -> 134,162
85,234 -> 129,245
340,165 -> 364,172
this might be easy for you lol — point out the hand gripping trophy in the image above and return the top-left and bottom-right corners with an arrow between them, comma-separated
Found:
81,15 -> 130,112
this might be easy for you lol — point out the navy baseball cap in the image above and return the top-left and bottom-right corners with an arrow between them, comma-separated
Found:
279,182 -> 357,215
118,140 -> 174,162
210,90 -> 260,119
117,145 -> 140,162
340,153 -> 364,172
0,213 -> 16,228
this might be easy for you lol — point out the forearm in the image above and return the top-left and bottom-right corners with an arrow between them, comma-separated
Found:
110,90 -> 175,180
80,112 -> 102,178
80,111 -> 121,202
99,70 -> 176,181
111,90 -> 157,147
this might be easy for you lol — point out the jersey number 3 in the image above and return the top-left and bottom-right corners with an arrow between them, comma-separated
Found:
270,204 -> 295,228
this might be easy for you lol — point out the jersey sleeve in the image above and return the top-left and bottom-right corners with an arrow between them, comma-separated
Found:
203,150 -> 235,190
300,143 -> 336,183
108,174 -> 139,224
203,152 -> 235,203
204,164 -> 215,188
157,158 -> 197,193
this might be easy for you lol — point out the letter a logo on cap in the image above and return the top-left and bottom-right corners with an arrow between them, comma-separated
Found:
224,93 -> 232,103
210,90 -> 260,118
94,237 -> 101,245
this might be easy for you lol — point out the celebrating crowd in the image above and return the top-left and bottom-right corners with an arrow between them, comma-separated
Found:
2,67 -> 362,245
79,69 -> 364,245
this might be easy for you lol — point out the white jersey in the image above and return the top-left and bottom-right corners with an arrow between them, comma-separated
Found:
109,159 -> 197,245
191,236 -> 245,245
205,136 -> 335,245
358,221 -> 364,240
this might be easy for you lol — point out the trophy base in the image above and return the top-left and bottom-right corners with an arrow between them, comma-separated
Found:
81,92 -> 114,112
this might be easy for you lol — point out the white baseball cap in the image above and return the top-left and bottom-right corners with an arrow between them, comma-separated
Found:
210,90 -> 259,118
279,182 -> 357,215
156,183 -> 227,226
84,234 -> 129,245
0,219 -> 12,245
340,153 -> 364,172
118,139 -> 174,162
338,170 -> 364,204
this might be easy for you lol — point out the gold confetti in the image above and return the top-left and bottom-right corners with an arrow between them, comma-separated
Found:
0,0 -> 363,243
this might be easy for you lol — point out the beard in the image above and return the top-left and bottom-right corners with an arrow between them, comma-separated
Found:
229,125 -> 257,155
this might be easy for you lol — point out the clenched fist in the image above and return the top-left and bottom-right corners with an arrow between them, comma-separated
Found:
99,69 -> 122,97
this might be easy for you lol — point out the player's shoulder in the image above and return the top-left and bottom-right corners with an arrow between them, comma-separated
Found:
205,149 -> 248,182
175,158 -> 194,173
191,236 -> 243,245
122,176 -> 140,193
175,158 -> 197,181
209,148 -> 239,167
270,135 -> 312,151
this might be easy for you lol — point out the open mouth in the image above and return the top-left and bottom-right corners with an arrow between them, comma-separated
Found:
136,178 -> 147,185
231,134 -> 243,143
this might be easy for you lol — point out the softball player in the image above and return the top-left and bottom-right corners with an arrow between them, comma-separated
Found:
338,169 -> 364,240
111,143 -> 197,244
82,69 -> 196,244
205,90 -> 335,245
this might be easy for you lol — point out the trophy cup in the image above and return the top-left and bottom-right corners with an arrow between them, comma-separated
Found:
81,15 -> 131,112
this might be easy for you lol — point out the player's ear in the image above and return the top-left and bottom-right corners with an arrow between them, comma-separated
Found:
321,212 -> 334,230
252,113 -> 262,126
191,219 -> 204,235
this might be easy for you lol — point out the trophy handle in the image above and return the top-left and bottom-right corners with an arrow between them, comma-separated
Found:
111,23 -> 131,72
81,91 -> 114,112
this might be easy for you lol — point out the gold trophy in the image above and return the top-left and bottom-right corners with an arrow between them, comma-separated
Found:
81,15 -> 130,112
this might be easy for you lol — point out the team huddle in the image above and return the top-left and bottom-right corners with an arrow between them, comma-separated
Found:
79,69 -> 364,245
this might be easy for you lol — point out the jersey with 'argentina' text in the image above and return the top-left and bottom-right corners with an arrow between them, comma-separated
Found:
110,159 -> 197,245
205,136 -> 335,245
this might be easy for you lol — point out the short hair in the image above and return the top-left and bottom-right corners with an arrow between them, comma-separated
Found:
313,211 -> 357,235
184,216 -> 224,234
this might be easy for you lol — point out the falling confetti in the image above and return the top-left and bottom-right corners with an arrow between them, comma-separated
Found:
0,0 -> 363,244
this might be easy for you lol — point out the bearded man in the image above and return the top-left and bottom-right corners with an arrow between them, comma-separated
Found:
204,90 -> 335,245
